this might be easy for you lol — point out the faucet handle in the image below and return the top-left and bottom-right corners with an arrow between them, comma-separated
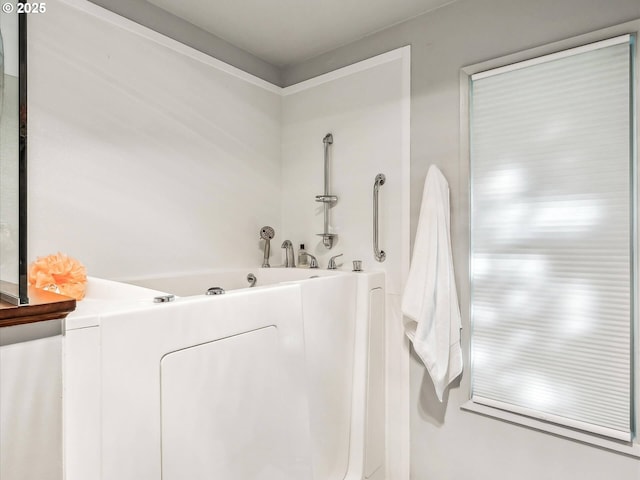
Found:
327,253 -> 343,270
305,253 -> 319,269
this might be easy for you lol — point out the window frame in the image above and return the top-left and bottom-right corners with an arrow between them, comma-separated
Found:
459,20 -> 640,457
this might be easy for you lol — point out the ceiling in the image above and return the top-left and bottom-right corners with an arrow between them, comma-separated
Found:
145,0 -> 456,67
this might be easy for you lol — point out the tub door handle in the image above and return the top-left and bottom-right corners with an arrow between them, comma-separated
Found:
373,173 -> 386,262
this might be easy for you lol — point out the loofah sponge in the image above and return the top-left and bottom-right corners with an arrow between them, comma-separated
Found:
28,252 -> 87,300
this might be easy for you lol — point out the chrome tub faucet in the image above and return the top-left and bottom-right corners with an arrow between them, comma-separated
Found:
281,240 -> 296,267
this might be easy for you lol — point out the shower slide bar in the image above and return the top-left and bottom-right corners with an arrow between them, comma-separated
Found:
373,173 -> 386,262
316,133 -> 338,249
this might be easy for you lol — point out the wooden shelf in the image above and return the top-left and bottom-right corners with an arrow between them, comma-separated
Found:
0,284 -> 76,328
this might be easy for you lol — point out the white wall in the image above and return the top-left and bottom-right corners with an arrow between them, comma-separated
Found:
28,0 -> 282,280
282,0 -> 640,479
281,49 -> 410,480
281,52 -> 408,291
28,0 -> 412,284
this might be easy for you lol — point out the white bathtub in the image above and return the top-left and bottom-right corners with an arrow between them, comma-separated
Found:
64,268 -> 385,480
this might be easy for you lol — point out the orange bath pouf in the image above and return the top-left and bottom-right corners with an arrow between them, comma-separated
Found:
28,252 -> 87,301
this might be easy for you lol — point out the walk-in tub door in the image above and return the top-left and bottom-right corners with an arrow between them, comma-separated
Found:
161,326 -> 313,480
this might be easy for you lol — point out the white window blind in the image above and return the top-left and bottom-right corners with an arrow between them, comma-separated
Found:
470,35 -> 634,441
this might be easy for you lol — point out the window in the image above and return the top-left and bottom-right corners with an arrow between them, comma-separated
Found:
469,35 -> 635,442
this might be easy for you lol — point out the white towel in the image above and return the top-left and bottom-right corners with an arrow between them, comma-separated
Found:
401,165 -> 462,401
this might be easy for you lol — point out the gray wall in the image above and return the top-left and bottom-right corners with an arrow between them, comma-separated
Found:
88,0 -> 281,85
283,1 -> 640,479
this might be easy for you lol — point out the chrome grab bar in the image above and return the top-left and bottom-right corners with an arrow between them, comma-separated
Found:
373,173 -> 386,262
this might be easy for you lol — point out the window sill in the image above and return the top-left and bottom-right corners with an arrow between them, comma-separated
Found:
461,400 -> 640,458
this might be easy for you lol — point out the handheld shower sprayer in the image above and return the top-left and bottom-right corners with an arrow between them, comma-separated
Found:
260,226 -> 275,268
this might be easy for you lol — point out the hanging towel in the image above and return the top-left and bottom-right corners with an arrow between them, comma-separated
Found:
401,165 -> 462,401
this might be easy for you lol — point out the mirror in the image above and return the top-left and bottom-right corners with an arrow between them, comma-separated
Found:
0,4 -> 27,305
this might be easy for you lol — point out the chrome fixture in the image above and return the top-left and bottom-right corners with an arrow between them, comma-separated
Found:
247,273 -> 257,287
352,260 -> 363,272
153,294 -> 175,303
206,287 -> 225,295
327,253 -> 343,270
304,252 -> 319,269
373,173 -> 386,262
281,240 -> 296,267
260,226 -> 275,268
316,133 -> 338,249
